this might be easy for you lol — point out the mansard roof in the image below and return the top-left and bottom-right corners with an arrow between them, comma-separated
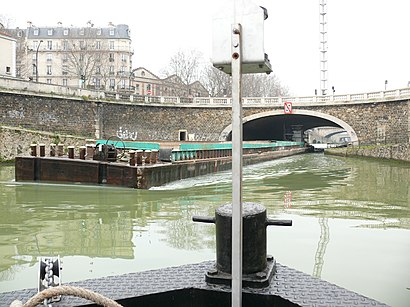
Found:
26,24 -> 131,39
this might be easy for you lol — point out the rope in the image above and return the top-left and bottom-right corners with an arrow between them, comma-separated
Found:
11,285 -> 123,307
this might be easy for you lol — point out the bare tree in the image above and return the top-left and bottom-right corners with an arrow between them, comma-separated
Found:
201,65 -> 232,97
242,73 -> 289,97
162,49 -> 204,95
202,63 -> 289,97
62,35 -> 98,88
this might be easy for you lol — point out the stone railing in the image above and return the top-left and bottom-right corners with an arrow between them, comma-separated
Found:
1,75 -> 409,106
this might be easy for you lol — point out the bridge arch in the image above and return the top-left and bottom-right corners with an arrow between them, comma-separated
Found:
219,109 -> 359,145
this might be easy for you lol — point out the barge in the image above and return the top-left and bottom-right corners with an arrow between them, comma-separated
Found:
15,140 -> 306,189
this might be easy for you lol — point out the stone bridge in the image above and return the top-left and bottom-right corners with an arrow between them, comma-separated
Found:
1,77 -> 410,146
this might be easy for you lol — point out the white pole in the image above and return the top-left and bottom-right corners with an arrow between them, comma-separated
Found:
231,23 -> 243,307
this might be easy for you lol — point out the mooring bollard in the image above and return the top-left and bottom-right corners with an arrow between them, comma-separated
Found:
151,149 -> 158,164
85,139 -> 95,160
57,144 -> 64,157
193,203 -> 292,288
30,144 -> 37,157
144,150 -> 151,164
129,150 -> 136,166
50,143 -> 56,157
79,146 -> 86,160
86,144 -> 94,160
39,144 -> 45,157
68,146 -> 75,159
136,150 -> 143,165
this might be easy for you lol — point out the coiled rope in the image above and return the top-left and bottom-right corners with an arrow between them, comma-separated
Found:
10,285 -> 122,307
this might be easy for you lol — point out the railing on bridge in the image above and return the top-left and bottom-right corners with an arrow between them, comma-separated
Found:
1,75 -> 410,107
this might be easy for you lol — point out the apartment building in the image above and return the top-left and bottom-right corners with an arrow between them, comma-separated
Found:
5,22 -> 133,90
3,22 -> 209,97
0,31 -> 16,77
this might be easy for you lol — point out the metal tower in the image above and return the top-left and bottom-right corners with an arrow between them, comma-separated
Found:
319,0 -> 328,95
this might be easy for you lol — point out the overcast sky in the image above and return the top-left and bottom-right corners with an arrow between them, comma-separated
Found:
2,0 -> 410,96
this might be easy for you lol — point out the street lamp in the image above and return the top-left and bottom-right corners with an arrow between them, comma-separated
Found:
384,80 -> 388,91
35,40 -> 43,82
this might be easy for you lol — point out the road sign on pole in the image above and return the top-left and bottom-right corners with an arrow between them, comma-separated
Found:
284,101 -> 292,114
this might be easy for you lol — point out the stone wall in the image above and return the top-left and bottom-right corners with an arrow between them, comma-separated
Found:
1,91 -> 409,158
0,126 -> 89,162
100,102 -> 232,141
0,92 -> 97,138
325,143 -> 410,162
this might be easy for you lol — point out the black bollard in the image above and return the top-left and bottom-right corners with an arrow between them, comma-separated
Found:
193,202 -> 292,288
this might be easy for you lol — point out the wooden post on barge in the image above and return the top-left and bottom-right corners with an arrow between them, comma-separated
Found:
68,146 -> 75,159
50,143 -> 56,157
30,144 -> 37,157
39,144 -> 46,157
79,146 -> 86,160
136,150 -> 143,165
129,150 -> 136,166
57,144 -> 64,157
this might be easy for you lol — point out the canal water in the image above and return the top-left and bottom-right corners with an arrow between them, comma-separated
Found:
0,153 -> 409,306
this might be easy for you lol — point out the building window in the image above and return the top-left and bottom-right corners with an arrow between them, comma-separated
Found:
141,71 -> 145,77
109,66 -> 114,75
47,29 -> 53,35
62,54 -> 68,62
97,28 -> 102,35
79,54 -> 84,62
95,66 -> 101,74
80,41 -> 85,50
47,79 -> 51,84
62,65 -> 68,75
109,53 -> 114,62
6,66 -> 11,74
47,53 -> 52,62
110,79 -> 115,89
96,41 -> 101,50
79,28 -> 84,35
109,28 -> 115,36
47,41 -> 52,50
32,65 -> 36,75
121,54 -> 127,62
109,41 -> 114,50
63,79 -> 67,86
47,65 -> 52,75
121,80 -> 126,89
33,28 -> 39,36
62,40 -> 68,50
33,41 -> 40,50
95,78 -> 100,88
63,28 -> 69,35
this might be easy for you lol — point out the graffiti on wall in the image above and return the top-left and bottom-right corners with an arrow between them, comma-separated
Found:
116,127 -> 138,140
7,110 -> 25,119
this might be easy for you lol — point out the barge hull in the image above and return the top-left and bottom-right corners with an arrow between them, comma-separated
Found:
15,148 -> 306,189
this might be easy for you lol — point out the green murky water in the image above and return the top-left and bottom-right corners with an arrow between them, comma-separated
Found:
0,153 -> 409,306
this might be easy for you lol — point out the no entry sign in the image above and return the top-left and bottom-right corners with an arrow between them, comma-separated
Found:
284,101 -> 292,114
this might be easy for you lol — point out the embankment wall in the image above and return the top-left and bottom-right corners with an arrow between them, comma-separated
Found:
325,144 -> 410,162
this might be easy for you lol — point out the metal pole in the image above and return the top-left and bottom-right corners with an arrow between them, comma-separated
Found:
35,40 -> 43,82
231,23 -> 243,307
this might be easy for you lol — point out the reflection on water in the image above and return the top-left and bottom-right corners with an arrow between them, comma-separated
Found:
0,154 -> 409,306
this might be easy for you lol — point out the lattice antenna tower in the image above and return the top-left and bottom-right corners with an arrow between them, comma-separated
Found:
319,0 -> 328,95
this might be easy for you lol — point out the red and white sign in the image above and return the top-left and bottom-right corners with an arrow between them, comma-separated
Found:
146,90 -> 152,95
284,101 -> 292,114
